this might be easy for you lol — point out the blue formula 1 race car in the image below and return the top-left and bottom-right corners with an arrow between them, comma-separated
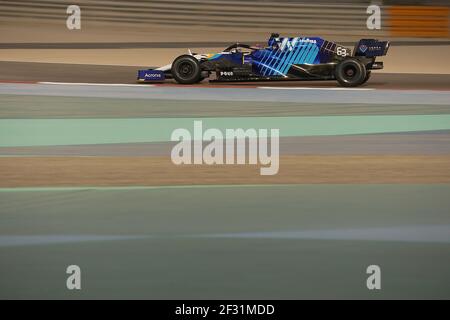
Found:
138,33 -> 389,87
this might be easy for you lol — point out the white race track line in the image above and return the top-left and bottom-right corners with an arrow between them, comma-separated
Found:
196,225 -> 450,243
38,81 -> 154,87
36,81 -> 375,90
258,86 -> 374,91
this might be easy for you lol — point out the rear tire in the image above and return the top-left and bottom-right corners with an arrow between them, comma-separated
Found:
361,71 -> 371,85
171,55 -> 202,84
335,58 -> 366,87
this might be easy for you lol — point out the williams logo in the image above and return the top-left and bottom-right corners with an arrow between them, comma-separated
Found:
277,37 -> 317,51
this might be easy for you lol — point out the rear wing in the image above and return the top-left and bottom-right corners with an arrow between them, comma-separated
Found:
354,39 -> 390,57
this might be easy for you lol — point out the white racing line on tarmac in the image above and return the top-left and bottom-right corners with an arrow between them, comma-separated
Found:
2,82 -> 449,104
38,81 -> 154,87
0,235 -> 150,247
1,225 -> 449,246
258,86 -> 374,91
37,81 -> 374,91
196,225 -> 450,243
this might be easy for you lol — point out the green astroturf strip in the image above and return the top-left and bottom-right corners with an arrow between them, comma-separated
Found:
1,115 -> 450,147
2,95 -> 450,118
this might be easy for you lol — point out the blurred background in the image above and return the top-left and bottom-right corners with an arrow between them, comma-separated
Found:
1,0 -> 449,39
0,0 -> 449,69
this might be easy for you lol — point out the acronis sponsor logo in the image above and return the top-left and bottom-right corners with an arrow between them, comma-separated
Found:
138,69 -> 165,81
145,73 -> 162,78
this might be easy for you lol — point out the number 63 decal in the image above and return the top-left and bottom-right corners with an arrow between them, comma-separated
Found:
336,47 -> 349,57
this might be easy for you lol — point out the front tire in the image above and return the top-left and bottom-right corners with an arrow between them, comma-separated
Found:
335,58 -> 366,87
171,55 -> 202,84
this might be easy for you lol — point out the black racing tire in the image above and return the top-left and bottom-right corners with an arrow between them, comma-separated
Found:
171,55 -> 202,84
335,58 -> 367,87
361,71 -> 371,85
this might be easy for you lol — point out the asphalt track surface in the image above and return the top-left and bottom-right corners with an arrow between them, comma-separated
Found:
1,61 -> 450,90
1,185 -> 450,299
1,62 -> 450,299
